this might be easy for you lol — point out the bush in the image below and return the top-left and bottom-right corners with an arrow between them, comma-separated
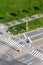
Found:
0,17 -> 4,19
33,6 -> 40,10
10,12 -> 18,16
22,9 -> 28,13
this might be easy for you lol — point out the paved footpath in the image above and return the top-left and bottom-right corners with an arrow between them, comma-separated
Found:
5,13 -> 43,27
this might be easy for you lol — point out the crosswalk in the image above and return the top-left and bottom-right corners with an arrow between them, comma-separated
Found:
1,31 -> 43,61
29,49 -> 43,61
3,37 -> 24,51
4,37 -> 43,61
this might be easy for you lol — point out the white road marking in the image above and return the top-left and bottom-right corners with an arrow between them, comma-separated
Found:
30,32 -> 43,38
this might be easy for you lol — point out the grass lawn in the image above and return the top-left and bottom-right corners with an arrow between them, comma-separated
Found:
8,17 -> 43,35
0,0 -> 43,23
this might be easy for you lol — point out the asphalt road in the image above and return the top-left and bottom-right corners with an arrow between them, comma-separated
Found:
15,28 -> 43,41
16,53 -> 43,65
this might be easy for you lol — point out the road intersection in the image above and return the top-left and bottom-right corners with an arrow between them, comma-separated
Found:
0,13 -> 43,65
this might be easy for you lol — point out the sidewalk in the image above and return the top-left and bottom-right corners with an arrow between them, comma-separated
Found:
6,13 -> 43,26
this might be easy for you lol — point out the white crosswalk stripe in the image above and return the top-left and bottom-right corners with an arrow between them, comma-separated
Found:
34,51 -> 38,56
29,49 -> 43,61
36,52 -> 42,58
40,55 -> 43,59
3,37 -> 24,51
